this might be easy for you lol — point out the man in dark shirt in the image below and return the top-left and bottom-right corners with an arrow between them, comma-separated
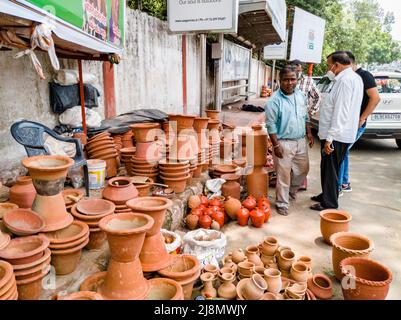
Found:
338,52 -> 381,194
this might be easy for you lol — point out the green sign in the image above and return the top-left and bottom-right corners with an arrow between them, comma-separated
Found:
24,0 -> 125,48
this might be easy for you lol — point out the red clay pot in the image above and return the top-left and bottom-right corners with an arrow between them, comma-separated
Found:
320,210 -> 352,245
250,208 -> 265,228
237,207 -> 250,226
9,176 -> 36,209
221,174 -> 241,200
211,211 -> 225,228
199,214 -> 212,229
260,203 -> 271,223
246,125 -> 268,167
242,196 -> 257,210
102,177 -> 138,205
307,274 -> 333,300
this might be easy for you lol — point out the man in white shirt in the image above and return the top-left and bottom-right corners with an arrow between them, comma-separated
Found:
311,51 -> 363,211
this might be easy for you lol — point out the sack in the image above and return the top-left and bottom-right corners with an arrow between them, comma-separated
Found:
161,229 -> 182,254
59,106 -> 102,129
54,69 -> 98,86
182,229 -> 227,268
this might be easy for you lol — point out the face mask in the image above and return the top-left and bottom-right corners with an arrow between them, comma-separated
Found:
325,65 -> 336,81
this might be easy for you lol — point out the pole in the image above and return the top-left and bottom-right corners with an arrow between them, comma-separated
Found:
308,63 -> 314,76
182,35 -> 187,115
214,33 -> 224,111
78,59 -> 87,135
103,61 -> 116,119
200,34 -> 207,117
271,60 -> 276,91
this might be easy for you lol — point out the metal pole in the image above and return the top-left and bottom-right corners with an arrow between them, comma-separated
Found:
200,34 -> 207,117
271,60 -> 276,91
246,48 -> 252,101
78,59 -> 87,135
182,35 -> 187,115
214,33 -> 224,111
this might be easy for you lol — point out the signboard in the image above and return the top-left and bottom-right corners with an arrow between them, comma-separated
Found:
264,30 -> 289,60
222,40 -> 251,82
265,0 -> 287,42
21,0 -> 125,48
289,7 -> 326,64
168,0 -> 239,33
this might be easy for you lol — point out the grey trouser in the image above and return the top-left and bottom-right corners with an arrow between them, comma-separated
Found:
273,138 -> 310,210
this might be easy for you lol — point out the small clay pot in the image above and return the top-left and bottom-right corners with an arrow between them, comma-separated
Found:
224,197 -> 242,220
277,249 -> 296,272
237,207 -> 250,227
102,177 -> 139,205
41,220 -> 89,245
246,246 -> 264,267
9,176 -> 36,209
307,274 -> 333,300
238,261 -> 255,278
261,236 -> 279,256
320,210 -> 352,244
242,274 -> 267,300
290,262 -> 309,283
158,254 -> 200,281
218,273 -> 237,300
200,272 -> 217,299
264,268 -> 282,294
232,248 -> 246,264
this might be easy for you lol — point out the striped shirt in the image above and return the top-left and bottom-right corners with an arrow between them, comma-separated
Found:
298,75 -> 322,116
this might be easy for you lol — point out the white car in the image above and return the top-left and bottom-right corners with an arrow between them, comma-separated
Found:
310,71 -> 401,149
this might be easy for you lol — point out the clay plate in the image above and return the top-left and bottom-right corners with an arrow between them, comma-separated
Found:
77,199 -> 115,216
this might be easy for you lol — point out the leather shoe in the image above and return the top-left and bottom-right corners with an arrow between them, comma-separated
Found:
311,195 -> 323,202
310,203 -> 327,211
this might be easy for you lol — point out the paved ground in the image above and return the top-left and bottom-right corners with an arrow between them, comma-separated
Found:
222,137 -> 401,300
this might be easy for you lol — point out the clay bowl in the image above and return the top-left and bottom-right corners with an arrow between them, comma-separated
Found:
58,291 -> 103,300
40,220 -> 89,245
131,157 -> 158,166
0,235 -> 49,265
87,143 -> 116,154
0,203 -> 19,220
14,256 -> 51,281
12,248 -> 51,271
3,209 -> 45,236
63,189 -> 85,207
160,170 -> 190,179
130,163 -> 158,170
158,254 -> 200,281
130,167 -> 159,175
146,278 -> 184,300
0,275 -> 16,298
0,260 -> 14,290
71,204 -> 114,221
48,231 -> 90,250
76,199 -> 116,216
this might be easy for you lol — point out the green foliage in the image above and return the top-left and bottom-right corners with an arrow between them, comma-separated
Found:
128,0 -> 167,20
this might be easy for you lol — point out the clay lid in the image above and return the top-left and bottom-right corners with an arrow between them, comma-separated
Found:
0,203 -> 19,220
98,212 -> 154,235
0,260 -> 14,289
22,155 -> 74,172
0,235 -> 49,260
76,199 -> 115,216
214,164 -> 238,174
3,209 -> 45,236
146,278 -> 183,300
40,220 -> 89,244
126,197 -> 173,212
158,254 -> 200,280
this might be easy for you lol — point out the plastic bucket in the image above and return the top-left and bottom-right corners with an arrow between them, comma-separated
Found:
87,159 -> 106,190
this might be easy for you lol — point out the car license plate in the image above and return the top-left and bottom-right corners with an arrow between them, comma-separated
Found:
371,113 -> 401,121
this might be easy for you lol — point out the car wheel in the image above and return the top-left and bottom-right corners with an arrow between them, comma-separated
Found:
396,139 -> 401,149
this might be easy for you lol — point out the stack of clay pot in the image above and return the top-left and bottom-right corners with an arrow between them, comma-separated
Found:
112,134 -> 123,153
158,254 -> 200,300
9,176 -> 36,209
86,132 -> 119,178
70,198 -> 115,250
213,164 -> 238,179
80,212 -> 155,299
0,235 -> 51,300
0,260 -> 18,300
62,189 -> 85,212
40,221 -> 89,275
193,117 -> 210,175
159,160 -> 190,194
102,177 -> 138,213
122,130 -> 135,148
208,120 -> 221,166
119,147 -> 136,174
245,125 -> 269,200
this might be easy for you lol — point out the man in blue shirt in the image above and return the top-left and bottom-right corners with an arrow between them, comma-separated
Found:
266,66 -> 314,216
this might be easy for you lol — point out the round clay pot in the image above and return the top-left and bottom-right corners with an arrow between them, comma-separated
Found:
218,273 -> 237,300
290,262 -> 309,283
242,274 -> 267,300
86,228 -> 107,250
340,257 -> 392,300
9,176 -> 36,209
102,177 -> 139,205
58,291 -> 103,300
264,268 -> 282,294
246,245 -> 264,267
320,210 -> 352,244
198,214 -> 212,229
13,256 -> 51,280
330,232 -> 374,281
246,125 -> 268,167
133,180 -> 154,197
0,203 -> 19,221
237,207 -> 250,226
249,208 -> 265,228
146,278 -> 184,300
238,261 -> 255,278
3,208 -> 45,236
221,175 -> 241,200
160,175 -> 189,193
129,123 -> 159,143
307,274 -> 333,300
0,235 -> 49,265
277,249 -> 296,272
232,248 -> 247,264
261,236 -> 279,256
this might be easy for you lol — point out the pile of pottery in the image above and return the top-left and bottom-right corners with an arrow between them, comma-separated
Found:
40,220 -> 89,275
0,260 -> 18,300
119,147 -> 136,174
0,235 -> 51,300
86,132 -> 119,178
9,176 -> 36,209
102,177 -> 138,213
237,195 -> 271,228
70,198 -> 115,250
62,189 -> 85,212
159,160 -> 190,194
185,195 -> 226,231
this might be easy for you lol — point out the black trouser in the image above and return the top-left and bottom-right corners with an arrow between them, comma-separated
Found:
320,140 -> 350,209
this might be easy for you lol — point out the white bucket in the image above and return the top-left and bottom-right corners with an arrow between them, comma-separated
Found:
87,159 -> 106,190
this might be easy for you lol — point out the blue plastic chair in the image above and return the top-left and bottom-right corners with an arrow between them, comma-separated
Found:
10,120 -> 90,196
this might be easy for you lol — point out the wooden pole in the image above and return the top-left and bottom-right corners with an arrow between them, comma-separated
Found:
103,61 -> 116,119
308,63 -> 314,76
78,59 -> 87,135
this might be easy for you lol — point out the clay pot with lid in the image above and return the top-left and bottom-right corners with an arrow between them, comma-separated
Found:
102,177 -> 138,205
320,210 -> 352,244
307,274 -> 333,300
21,155 -> 74,232
129,123 -> 159,143
330,232 -> 374,281
340,257 -> 392,300
221,174 -> 241,200
9,176 -> 36,209
242,274 -> 267,300
246,125 -> 268,166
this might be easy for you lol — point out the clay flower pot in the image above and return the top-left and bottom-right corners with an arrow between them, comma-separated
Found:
3,208 -> 45,236
320,210 -> 352,244
330,232 -> 374,281
21,155 -> 74,232
58,291 -> 103,300
0,235 -> 49,265
307,274 -> 333,300
102,177 -> 139,205
340,257 -> 392,300
205,110 -> 220,120
9,176 -> 36,209
146,278 -> 184,300
129,123 -> 159,143
133,177 -> 154,197
242,274 -> 267,300
264,268 -> 282,294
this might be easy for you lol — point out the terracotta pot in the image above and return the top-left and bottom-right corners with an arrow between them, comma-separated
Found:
237,207 -> 250,226
246,246 -> 264,267
185,214 -> 199,230
160,175 -> 189,194
0,203 -> 19,221
9,176 -> 36,209
2,208 -> 45,236
261,253 -> 275,266
238,261 -> 255,278
242,274 -> 267,300
0,235 -> 49,265
246,166 -> 268,201
21,155 -> 74,232
158,254 -> 200,280
58,291 -> 103,300
221,174 -> 241,200
193,117 -> 210,135
330,232 -> 374,281
200,272 -> 217,298
0,276 -> 17,299
146,278 -> 184,300
320,210 -> 352,244
218,273 -> 237,300
198,214 -> 212,229
159,164 -> 190,173
135,141 -> 162,161
264,268 -> 282,294
129,123 -> 159,143
102,177 -> 139,205
340,257 -> 392,300
42,219 -> 89,244
86,228 -> 107,250
168,115 -> 196,133
205,110 -> 220,120
70,204 -> 113,222
242,196 -> 257,211
11,248 -> 51,272
13,256 -> 50,280
307,274 -> 333,300
298,256 -> 313,273
203,264 -> 219,277
76,199 -> 115,217
249,208 -> 265,228
16,270 -> 47,300
246,125 -> 268,167
290,262 -> 309,283
277,249 -> 296,272
161,170 -> 190,179
261,236 -> 279,256
232,248 -> 247,264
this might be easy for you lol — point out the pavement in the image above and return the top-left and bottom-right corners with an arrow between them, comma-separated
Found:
221,98 -> 267,127
222,137 -> 401,300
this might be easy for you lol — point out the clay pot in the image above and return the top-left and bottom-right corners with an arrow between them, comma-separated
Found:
237,207 -> 250,226
260,203 -> 271,223
246,125 -> 268,167
290,262 -> 310,283
261,254 -> 275,266
242,274 -> 267,300
232,248 -> 247,264
58,291 -> 103,300
340,257 -> 392,300
218,273 -> 237,300
246,246 -> 264,267
2,209 -> 45,236
205,110 -> 220,120
146,278 -> 184,300
307,274 -> 333,300
261,236 -> 279,256
199,214 -> 212,229
264,268 -> 282,294
9,176 -> 36,209
277,249 -> 296,272
249,208 -> 265,228
129,123 -> 159,143
330,232 -> 374,281
242,196 -> 257,211
135,141 -> 162,161
102,177 -> 138,205
160,175 -> 189,194
86,228 -> 107,250
21,155 -> 74,232
0,235 -> 49,265
0,203 -> 19,221
238,261 -> 255,278
200,272 -> 217,299
0,260 -> 14,289
246,166 -> 268,201
16,270 -> 47,300
221,175 -> 241,200
320,210 -> 352,244
42,220 -> 89,245
133,178 -> 154,197
186,214 -> 199,230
